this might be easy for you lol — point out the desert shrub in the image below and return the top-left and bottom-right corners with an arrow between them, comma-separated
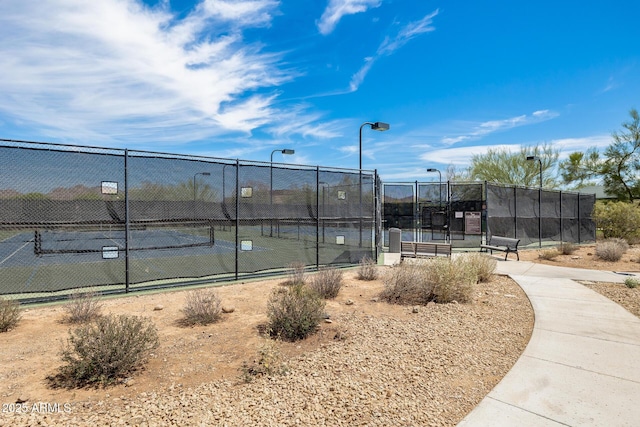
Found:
309,267 -> 343,299
379,262 -> 433,305
357,256 -> 378,281
538,249 -> 560,260
624,278 -> 639,289
595,239 -> 627,262
557,242 -> 578,255
240,339 -> 287,383
0,297 -> 21,333
49,314 -> 159,388
427,257 -> 476,304
380,257 -> 476,305
593,201 -> 640,244
605,238 -> 629,252
63,291 -> 103,324
266,284 -> 325,342
460,253 -> 496,283
282,262 -> 306,286
180,289 -> 222,326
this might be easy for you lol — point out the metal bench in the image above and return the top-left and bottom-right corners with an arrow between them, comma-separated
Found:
401,241 -> 452,258
480,236 -> 520,261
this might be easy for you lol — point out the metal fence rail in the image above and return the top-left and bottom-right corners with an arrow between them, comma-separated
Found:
0,139 -> 376,302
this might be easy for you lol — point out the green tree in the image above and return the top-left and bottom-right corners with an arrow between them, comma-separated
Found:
468,143 -> 560,188
601,109 -> 640,201
559,147 -> 601,188
560,109 -> 640,201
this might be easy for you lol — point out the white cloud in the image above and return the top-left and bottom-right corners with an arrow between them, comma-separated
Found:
317,0 -> 381,35
349,10 -> 438,91
415,135 -> 612,169
420,144 -> 515,166
440,110 -> 559,145
0,0 -> 298,144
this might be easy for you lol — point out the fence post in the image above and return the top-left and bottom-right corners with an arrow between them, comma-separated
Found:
316,166 -> 320,270
538,187 -> 542,248
235,159 -> 239,281
559,191 -> 563,243
375,170 -> 380,263
124,149 -> 130,293
513,186 -> 517,240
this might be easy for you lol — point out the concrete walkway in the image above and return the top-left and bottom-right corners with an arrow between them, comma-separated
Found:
458,261 -> 640,427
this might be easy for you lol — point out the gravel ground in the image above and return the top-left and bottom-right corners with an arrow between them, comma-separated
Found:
0,275 -> 533,427
583,281 -> 640,318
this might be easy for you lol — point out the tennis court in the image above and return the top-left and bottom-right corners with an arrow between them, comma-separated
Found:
0,139 -> 378,302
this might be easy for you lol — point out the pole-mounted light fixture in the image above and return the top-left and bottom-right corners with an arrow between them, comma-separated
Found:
358,121 -> 390,248
270,149 -> 295,237
426,168 -> 442,209
526,155 -> 542,188
359,122 -> 390,171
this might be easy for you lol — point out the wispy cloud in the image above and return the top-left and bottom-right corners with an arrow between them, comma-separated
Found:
0,0 -> 304,145
416,135 -> 612,168
599,76 -> 620,94
317,0 -> 382,35
349,9 -> 438,91
440,110 -> 559,145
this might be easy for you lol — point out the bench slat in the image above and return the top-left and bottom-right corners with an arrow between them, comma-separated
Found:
400,241 -> 451,258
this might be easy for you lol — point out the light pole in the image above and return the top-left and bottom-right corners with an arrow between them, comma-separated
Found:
359,122 -> 390,171
319,181 -> 329,243
270,149 -> 295,237
526,155 -> 543,247
358,121 -> 390,248
193,172 -> 211,201
526,156 -> 543,188
221,164 -> 233,223
426,168 -> 442,208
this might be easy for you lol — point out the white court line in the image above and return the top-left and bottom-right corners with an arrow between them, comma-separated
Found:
0,240 -> 32,266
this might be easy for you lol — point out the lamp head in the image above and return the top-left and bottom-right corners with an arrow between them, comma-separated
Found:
281,149 -> 295,155
201,172 -> 211,176
371,122 -> 390,131
526,156 -> 538,161
426,168 -> 438,172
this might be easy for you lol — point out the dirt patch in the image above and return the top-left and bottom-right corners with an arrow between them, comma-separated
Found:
1,244 -> 638,425
1,267 -> 533,426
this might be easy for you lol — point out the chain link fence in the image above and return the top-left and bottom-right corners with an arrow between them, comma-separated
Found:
486,183 -> 596,247
0,140 -> 376,302
382,181 -> 595,249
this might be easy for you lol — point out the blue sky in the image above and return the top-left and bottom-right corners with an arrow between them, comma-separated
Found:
0,0 -> 638,181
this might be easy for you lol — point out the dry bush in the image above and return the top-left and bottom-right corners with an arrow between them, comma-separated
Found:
0,297 -> 21,333
357,256 -> 378,281
460,253 -> 496,283
381,258 -> 477,305
427,257 -> 476,304
63,291 -> 103,324
48,314 -> 159,388
538,249 -> 560,260
180,289 -> 222,326
379,262 -> 433,305
266,284 -> 325,342
557,242 -> 578,255
605,238 -> 629,252
309,267 -> 343,299
595,239 -> 627,262
282,262 -> 306,286
239,339 -> 287,383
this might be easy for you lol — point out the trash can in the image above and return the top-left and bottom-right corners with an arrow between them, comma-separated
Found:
389,228 -> 401,253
